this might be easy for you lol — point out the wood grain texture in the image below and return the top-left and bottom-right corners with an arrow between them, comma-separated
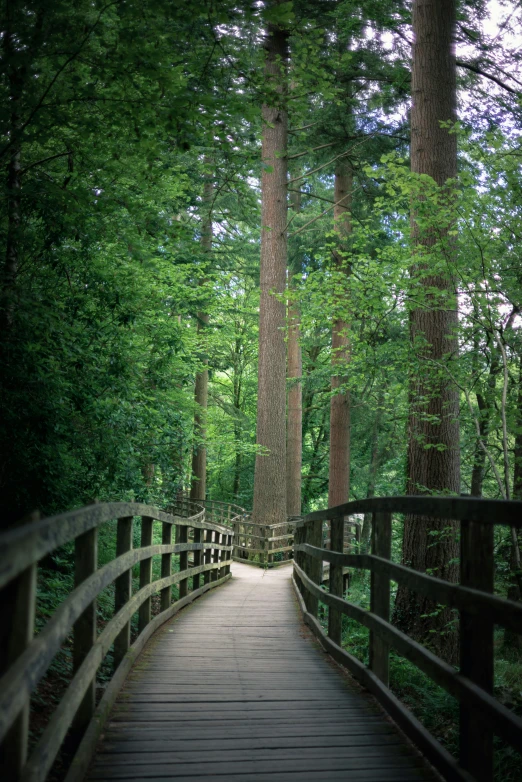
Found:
88,562 -> 435,782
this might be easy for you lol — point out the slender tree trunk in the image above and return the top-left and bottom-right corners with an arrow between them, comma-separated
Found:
394,0 -> 460,663
233,365 -> 243,499
504,356 -> 522,651
252,4 -> 288,526
287,188 -> 302,517
328,161 -> 352,508
361,394 -> 384,553
190,169 -> 213,501
470,348 -> 499,496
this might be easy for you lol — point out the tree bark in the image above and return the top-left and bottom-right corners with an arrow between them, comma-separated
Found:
190,169 -> 213,502
328,161 -> 352,508
252,3 -> 288,526
504,355 -> 522,651
394,0 -> 460,664
287,187 -> 302,517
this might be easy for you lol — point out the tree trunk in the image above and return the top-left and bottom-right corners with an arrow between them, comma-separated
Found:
504,356 -> 522,651
361,394 -> 384,553
252,4 -> 288,526
470,347 -> 499,496
328,161 -> 352,508
393,0 -> 460,664
287,187 -> 302,517
190,169 -> 213,502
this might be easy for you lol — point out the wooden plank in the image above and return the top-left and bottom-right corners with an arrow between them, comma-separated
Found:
138,517 -> 153,633
369,512 -> 391,685
459,517 -> 494,781
86,562 -> 436,782
114,517 -> 133,670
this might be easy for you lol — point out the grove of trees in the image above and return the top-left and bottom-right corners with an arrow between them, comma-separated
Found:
2,0 -> 522,774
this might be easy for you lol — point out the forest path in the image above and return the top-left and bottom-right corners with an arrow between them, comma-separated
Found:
87,562 -> 436,782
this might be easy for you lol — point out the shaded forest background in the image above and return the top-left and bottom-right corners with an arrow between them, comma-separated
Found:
2,1 -> 522,777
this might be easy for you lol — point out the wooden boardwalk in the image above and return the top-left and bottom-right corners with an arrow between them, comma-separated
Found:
89,562 -> 436,782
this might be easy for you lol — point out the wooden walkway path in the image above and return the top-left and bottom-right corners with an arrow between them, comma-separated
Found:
88,562 -> 436,782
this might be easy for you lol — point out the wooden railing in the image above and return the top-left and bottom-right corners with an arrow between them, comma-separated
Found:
293,495 -> 522,782
174,494 -> 297,566
0,502 -> 233,782
233,515 -> 297,565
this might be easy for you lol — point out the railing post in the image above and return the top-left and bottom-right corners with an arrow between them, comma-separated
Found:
303,519 -> 323,618
369,511 -> 391,686
204,528 -> 212,584
0,555 -> 37,780
193,527 -> 201,590
114,516 -> 133,670
212,531 -> 220,581
328,512 -> 344,646
179,523 -> 188,598
71,526 -> 98,745
459,518 -> 494,781
226,533 -> 233,574
160,522 -> 172,612
138,517 -> 153,633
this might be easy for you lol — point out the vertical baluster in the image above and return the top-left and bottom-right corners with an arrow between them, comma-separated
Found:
212,531 -> 221,581
204,528 -> 212,584
160,522 -> 172,612
138,517 -> 153,633
193,527 -> 202,590
0,560 -> 37,780
226,533 -> 233,574
303,519 -> 323,618
114,516 -> 133,670
328,512 -> 345,646
179,524 -> 188,598
369,511 -> 391,686
459,518 -> 494,781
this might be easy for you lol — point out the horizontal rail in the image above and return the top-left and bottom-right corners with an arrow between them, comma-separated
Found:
0,502 -> 231,590
299,495 -> 522,527
294,561 -> 522,753
0,501 -> 234,782
293,496 -> 522,782
296,544 -> 522,635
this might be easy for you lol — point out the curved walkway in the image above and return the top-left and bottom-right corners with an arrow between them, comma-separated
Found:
88,562 -> 436,782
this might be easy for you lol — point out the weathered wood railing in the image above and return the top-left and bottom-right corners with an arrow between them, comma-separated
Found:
0,502 -> 233,782
233,515 -> 297,565
293,496 -> 522,782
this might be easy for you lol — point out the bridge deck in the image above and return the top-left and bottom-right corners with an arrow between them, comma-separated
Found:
88,562 -> 436,782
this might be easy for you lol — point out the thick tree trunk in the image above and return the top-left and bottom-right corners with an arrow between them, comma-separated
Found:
190,171 -> 213,502
287,188 -> 302,517
504,356 -> 522,651
328,162 -> 352,508
252,5 -> 288,526
394,0 -> 460,664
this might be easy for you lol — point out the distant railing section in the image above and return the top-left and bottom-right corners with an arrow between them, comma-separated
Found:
293,495 -> 522,782
0,501 -> 233,782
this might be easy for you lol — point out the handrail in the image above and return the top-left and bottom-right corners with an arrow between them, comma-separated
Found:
0,501 -> 234,782
293,495 -> 522,782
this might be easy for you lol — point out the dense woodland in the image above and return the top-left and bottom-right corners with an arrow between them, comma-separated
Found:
2,0 -> 522,778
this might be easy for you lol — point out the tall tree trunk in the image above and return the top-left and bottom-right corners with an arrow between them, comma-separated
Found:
361,394 -> 384,553
393,0 -> 460,664
328,161 -> 352,508
252,3 -> 288,526
190,169 -> 213,501
504,356 -> 522,651
287,187 -> 302,517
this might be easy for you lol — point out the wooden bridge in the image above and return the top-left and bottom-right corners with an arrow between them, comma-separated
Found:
1,496 -> 522,782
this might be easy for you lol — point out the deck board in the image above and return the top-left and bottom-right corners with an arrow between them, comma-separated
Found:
89,562 -> 437,781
